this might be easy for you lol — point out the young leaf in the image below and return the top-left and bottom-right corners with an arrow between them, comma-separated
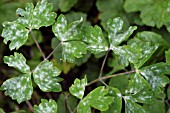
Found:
140,63 -> 170,92
3,52 -> 30,73
33,60 -> 62,92
34,99 -> 57,113
77,86 -> 113,113
83,25 -> 109,54
1,74 -> 33,103
102,87 -> 122,113
52,14 -> 87,62
16,0 -> 57,29
69,76 -> 87,99
1,22 -> 29,50
107,17 -> 137,47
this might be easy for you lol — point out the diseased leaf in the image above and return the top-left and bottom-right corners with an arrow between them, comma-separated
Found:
77,86 -> 113,113
33,60 -> 62,92
62,41 -> 87,63
1,74 -> 33,103
52,14 -> 83,41
52,14 -> 87,63
16,0 -> 57,29
124,98 -> 149,113
125,73 -> 154,104
83,25 -> 109,54
127,31 -> 160,68
140,63 -> 170,92
3,52 -> 30,73
34,99 -> 57,113
107,17 -> 137,47
69,76 -> 87,99
102,87 -> 122,113
1,21 -> 29,50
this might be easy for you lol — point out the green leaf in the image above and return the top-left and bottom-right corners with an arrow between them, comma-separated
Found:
143,99 -> 165,113
127,31 -> 160,68
58,0 -> 78,12
1,74 -> 33,103
166,49 -> 170,64
69,76 -> 87,99
33,60 -> 62,92
112,45 -> 142,67
124,0 -> 170,31
16,0 -> 57,29
34,99 -> 57,113
125,73 -> 154,104
83,25 -> 109,54
124,98 -> 149,113
1,21 -> 29,50
140,63 -> 170,92
77,86 -> 113,113
62,41 -> 87,63
96,0 -> 130,30
102,87 -> 122,113
3,52 -> 30,73
107,17 -> 137,47
0,108 -> 5,113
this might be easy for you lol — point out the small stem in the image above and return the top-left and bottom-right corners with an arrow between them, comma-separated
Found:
26,100 -> 34,112
64,93 -> 73,113
46,42 -> 62,60
98,50 -> 110,86
87,70 -> 136,86
30,29 -> 46,60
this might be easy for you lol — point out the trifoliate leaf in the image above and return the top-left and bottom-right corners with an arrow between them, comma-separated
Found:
3,52 -> 30,73
96,0 -> 130,30
34,99 -> 57,113
102,87 -> 122,113
83,25 -> 109,54
62,41 -> 87,63
33,60 -> 62,92
124,98 -> 149,113
107,17 -> 137,47
125,73 -> 154,104
52,14 -> 83,41
16,0 -> 57,29
69,76 -> 87,99
1,74 -> 33,103
124,0 -> 170,31
77,86 -> 113,113
140,63 -> 170,92
1,21 -> 29,50
58,0 -> 78,12
112,45 -> 142,67
127,31 -> 160,68
166,49 -> 170,64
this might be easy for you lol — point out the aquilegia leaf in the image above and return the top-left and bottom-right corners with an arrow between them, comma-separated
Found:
69,76 -> 87,99
34,99 -> 58,113
33,60 -> 62,92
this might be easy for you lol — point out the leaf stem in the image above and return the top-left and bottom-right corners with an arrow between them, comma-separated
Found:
98,50 -> 110,86
87,70 -> 136,86
63,92 -> 74,113
29,29 -> 46,60
46,42 -> 62,60
26,100 -> 34,112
